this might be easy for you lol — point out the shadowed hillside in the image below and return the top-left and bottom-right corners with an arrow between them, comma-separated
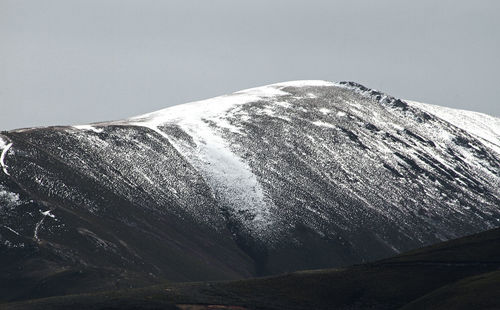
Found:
3,226 -> 499,310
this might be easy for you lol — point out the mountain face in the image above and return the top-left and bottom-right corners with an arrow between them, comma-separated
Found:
1,80 -> 499,300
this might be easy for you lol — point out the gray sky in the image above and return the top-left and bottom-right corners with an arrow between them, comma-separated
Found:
1,0 -> 499,130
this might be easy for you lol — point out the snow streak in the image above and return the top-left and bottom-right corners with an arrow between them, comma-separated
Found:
0,141 -> 13,176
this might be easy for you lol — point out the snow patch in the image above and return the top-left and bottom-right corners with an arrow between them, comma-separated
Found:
234,84 -> 289,97
275,101 -> 292,108
123,83 -> 291,134
73,125 -> 104,133
167,121 -> 276,233
312,121 -> 336,129
0,142 -> 13,176
3,226 -> 20,236
41,210 -> 56,218
271,80 -> 337,88
0,186 -> 20,210
34,209 -> 55,241
0,136 -> 7,149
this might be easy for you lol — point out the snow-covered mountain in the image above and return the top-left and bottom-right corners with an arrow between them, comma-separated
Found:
1,80 -> 499,300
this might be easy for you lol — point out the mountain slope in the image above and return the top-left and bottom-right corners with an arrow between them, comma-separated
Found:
407,100 -> 500,155
0,80 -> 499,301
4,226 -> 500,310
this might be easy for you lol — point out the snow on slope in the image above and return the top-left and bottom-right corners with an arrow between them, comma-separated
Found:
407,100 -> 500,155
120,81 -> 338,234
68,80 -> 500,240
5,81 -> 500,246
124,80 -> 336,131
0,136 -> 13,176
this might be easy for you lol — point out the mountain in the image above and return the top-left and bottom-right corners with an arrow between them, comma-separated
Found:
4,226 -> 500,310
1,80 -> 499,301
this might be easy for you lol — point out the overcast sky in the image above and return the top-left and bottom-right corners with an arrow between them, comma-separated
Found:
1,0 -> 499,130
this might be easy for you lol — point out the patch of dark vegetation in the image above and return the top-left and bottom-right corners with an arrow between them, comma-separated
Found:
339,81 -> 411,113
383,163 -> 403,178
339,127 -> 368,149
453,136 -> 472,148
384,132 -> 410,148
446,147 -> 465,163
418,112 -> 433,122
339,81 -> 370,92
392,99 -> 409,111
404,129 -> 434,147
364,123 -> 380,132
415,152 -> 458,181
159,124 -> 196,147
394,152 -> 425,174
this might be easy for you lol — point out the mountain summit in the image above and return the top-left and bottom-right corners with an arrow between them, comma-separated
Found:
1,80 -> 499,301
